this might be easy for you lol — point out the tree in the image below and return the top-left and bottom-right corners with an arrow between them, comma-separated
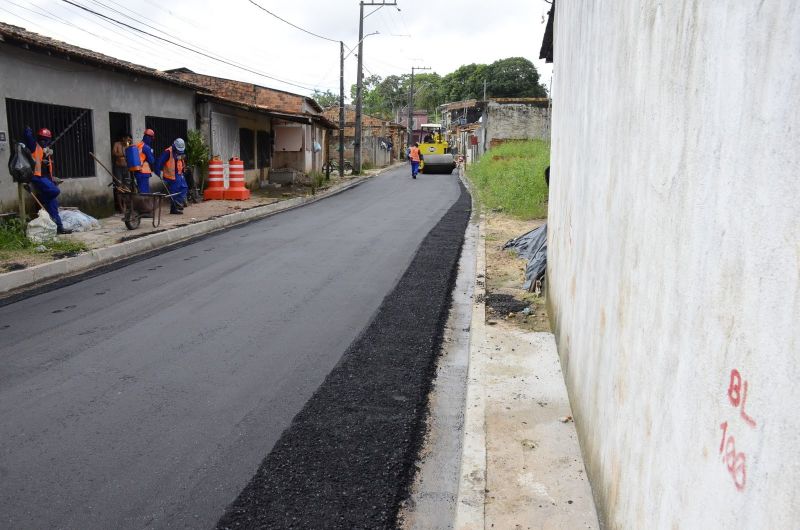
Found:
312,89 -> 340,109
484,57 -> 547,98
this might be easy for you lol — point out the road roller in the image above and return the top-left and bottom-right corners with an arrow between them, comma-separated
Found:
418,124 -> 456,174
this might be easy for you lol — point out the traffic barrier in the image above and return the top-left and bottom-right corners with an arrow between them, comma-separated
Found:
223,156 -> 250,200
204,156 -> 225,200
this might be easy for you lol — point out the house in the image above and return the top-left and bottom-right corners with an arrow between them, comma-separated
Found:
167,69 -> 338,186
0,22 -> 199,217
322,105 -> 406,168
438,97 -> 551,162
396,108 -> 429,145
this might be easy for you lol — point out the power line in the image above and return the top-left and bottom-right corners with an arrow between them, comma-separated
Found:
247,0 -> 339,43
59,0 -> 325,92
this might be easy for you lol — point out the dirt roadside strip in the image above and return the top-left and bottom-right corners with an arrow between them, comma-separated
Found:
0,166 -> 400,300
454,214 -> 599,529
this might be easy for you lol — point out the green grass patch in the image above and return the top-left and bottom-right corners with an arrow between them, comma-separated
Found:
466,140 -> 550,219
0,217 -> 87,255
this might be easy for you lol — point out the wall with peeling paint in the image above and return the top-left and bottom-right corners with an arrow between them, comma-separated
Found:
547,2 -> 800,528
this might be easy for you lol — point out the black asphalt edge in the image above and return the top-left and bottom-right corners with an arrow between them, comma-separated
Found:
0,178 -> 372,308
216,180 -> 472,530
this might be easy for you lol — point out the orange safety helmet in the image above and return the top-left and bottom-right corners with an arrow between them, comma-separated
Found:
37,128 -> 52,139
144,128 -> 155,137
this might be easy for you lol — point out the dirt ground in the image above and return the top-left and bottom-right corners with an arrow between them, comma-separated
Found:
483,212 -> 550,332
0,176 -> 358,272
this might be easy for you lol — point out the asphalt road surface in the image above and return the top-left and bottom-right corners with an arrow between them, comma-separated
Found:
0,166 -> 463,529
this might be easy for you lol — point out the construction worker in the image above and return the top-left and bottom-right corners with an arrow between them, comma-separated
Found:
23,126 -> 72,234
154,138 -> 189,215
135,129 -> 156,193
408,142 -> 421,179
111,133 -> 131,212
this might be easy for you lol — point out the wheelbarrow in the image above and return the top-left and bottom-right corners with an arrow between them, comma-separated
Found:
120,189 -> 167,230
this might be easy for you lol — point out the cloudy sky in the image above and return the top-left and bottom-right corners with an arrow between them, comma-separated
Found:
0,0 -> 553,100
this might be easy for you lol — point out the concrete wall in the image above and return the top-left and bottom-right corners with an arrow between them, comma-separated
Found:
547,2 -> 800,529
0,44 -> 195,216
484,101 -> 550,148
201,102 -> 271,189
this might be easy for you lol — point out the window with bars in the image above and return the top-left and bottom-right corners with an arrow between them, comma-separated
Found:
239,128 -> 255,170
144,116 -> 188,156
5,98 -> 95,178
256,130 -> 271,169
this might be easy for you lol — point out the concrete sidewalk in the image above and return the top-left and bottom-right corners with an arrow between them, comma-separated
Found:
454,217 -> 599,529
0,165 -> 402,298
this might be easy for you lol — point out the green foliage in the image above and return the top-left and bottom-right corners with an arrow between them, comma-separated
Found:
185,129 -> 210,169
0,217 -> 31,250
0,217 -> 88,253
312,89 -> 340,108
349,57 -> 547,122
466,140 -> 550,219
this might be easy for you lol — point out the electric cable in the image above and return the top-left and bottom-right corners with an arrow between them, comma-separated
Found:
60,0 -> 327,92
246,0 -> 340,43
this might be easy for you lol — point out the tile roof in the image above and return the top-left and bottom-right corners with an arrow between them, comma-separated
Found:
169,70 -> 324,115
0,22 -> 200,90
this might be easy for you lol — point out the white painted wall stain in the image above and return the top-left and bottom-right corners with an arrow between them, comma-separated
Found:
547,2 -> 800,529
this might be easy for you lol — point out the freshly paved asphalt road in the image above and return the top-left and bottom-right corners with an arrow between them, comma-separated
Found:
0,166 -> 462,529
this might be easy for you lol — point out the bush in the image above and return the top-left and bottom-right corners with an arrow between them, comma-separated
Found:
0,217 -> 32,251
466,140 -> 550,219
185,129 -> 210,169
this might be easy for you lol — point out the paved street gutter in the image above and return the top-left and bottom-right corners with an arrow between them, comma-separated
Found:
0,169 -> 392,304
216,181 -> 472,529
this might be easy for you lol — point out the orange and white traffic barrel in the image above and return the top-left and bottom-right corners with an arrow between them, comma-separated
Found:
204,156 -> 225,200
223,156 -> 250,200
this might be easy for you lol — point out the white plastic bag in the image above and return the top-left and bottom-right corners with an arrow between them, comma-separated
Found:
59,209 -> 100,232
26,209 -> 57,243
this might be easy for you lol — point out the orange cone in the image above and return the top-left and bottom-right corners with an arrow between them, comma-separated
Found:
224,157 -> 250,200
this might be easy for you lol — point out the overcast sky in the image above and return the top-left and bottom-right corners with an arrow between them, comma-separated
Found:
0,0 -> 554,100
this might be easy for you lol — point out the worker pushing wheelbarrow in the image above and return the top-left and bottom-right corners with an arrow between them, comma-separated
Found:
90,134 -> 185,230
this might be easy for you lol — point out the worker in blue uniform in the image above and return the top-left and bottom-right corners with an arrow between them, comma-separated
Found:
135,128 -> 156,193
154,138 -> 189,215
24,126 -> 72,234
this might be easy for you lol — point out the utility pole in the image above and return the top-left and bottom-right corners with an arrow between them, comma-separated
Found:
354,0 -> 397,174
339,41 -> 345,178
483,78 -> 487,100
407,65 -> 431,146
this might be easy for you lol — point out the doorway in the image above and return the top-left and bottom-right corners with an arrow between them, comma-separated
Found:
109,112 -> 131,158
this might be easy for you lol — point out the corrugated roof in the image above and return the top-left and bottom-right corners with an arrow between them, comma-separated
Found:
0,22 -> 201,90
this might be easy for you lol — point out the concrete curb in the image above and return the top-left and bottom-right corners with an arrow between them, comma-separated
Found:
453,212 -> 488,528
0,168 -> 395,297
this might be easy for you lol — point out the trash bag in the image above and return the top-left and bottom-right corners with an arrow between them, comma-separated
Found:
8,142 -> 34,183
504,223 -> 547,290
26,208 -> 58,243
59,209 -> 100,232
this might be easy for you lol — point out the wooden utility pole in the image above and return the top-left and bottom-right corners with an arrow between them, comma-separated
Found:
407,66 -> 431,146
339,41 -> 345,178
17,183 -> 26,226
354,0 -> 396,174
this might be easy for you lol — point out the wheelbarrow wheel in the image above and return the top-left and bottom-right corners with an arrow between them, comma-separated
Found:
123,193 -> 141,230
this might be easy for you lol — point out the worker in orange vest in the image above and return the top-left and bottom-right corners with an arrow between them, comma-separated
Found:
135,128 -> 156,193
408,142 -> 421,179
154,138 -> 189,215
23,126 -> 72,234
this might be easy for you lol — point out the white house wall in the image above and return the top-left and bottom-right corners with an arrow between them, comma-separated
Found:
547,2 -> 800,529
0,44 -> 195,215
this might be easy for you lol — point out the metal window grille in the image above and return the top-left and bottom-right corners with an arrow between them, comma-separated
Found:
239,128 -> 255,170
256,130 -> 271,169
5,98 -> 95,178
144,116 -> 188,156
